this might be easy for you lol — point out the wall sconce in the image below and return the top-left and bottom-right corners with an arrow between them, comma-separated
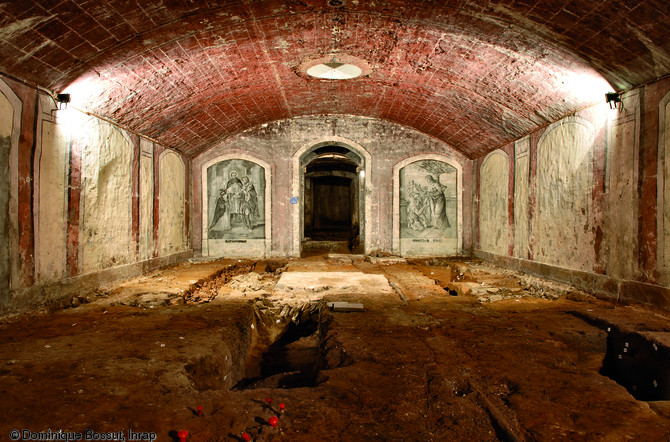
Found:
605,92 -> 622,111
56,93 -> 71,110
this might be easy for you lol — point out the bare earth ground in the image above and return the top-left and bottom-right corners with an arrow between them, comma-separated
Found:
1,254 -> 669,441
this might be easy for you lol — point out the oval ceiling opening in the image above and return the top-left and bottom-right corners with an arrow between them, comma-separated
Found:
306,62 -> 362,80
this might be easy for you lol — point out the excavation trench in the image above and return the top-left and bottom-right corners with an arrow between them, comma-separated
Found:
599,328 -> 670,401
568,310 -> 670,401
186,300 -> 350,392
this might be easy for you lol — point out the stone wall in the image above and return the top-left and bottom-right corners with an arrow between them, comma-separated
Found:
0,76 -> 191,314
475,76 -> 670,309
192,116 -> 473,258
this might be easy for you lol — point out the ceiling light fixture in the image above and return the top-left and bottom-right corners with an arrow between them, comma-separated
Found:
56,93 -> 71,110
606,92 -> 623,111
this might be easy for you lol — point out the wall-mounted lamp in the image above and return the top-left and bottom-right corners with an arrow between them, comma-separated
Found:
605,92 -> 623,111
56,93 -> 71,110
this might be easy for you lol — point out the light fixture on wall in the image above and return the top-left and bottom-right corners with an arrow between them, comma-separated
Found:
605,92 -> 623,111
56,93 -> 71,110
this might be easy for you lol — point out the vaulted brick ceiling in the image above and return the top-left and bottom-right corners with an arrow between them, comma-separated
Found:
0,0 -> 668,158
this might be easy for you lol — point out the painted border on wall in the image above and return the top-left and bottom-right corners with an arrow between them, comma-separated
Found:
201,152 -> 272,257
392,153 -> 463,256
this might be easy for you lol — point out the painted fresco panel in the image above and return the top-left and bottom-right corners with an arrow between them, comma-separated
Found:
207,159 -> 265,240
399,160 -> 457,255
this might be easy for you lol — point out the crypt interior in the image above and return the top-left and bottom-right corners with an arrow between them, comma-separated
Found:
1,0 -> 670,440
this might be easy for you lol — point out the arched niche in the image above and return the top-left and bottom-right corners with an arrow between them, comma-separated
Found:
479,149 -> 509,256
534,116 -> 595,271
159,150 -> 187,256
393,154 -> 463,256
201,153 -> 271,258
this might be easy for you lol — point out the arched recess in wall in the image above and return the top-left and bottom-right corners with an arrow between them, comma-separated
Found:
80,119 -> 134,274
657,91 -> 670,284
479,150 -> 509,256
159,150 -> 187,257
201,153 -> 271,258
0,78 -> 21,293
393,154 -> 463,256
292,137 -> 371,256
534,117 -> 595,272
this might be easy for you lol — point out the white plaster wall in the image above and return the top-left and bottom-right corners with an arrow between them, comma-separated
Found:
159,150 -> 186,256
534,120 -> 594,272
81,121 -> 133,274
37,121 -> 68,281
514,137 -> 530,259
139,139 -> 154,261
479,150 -> 509,256
605,112 -> 638,279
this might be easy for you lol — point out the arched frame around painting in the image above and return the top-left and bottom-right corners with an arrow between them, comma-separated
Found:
393,154 -> 463,256
201,153 -> 271,258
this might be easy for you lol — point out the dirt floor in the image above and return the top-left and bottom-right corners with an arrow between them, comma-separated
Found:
1,254 -> 670,441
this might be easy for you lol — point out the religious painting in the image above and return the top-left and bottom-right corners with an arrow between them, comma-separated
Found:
206,159 -> 265,240
399,160 -> 457,240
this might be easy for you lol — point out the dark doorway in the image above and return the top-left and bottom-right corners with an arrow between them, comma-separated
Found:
312,176 -> 352,239
303,146 -> 361,247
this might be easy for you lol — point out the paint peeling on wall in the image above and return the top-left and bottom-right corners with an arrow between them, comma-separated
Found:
534,120 -> 594,272
81,121 -> 133,274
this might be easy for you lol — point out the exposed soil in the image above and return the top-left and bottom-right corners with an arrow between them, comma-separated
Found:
1,255 -> 669,441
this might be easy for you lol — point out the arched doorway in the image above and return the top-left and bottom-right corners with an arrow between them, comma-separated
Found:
294,141 -> 368,256
304,145 -> 361,247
